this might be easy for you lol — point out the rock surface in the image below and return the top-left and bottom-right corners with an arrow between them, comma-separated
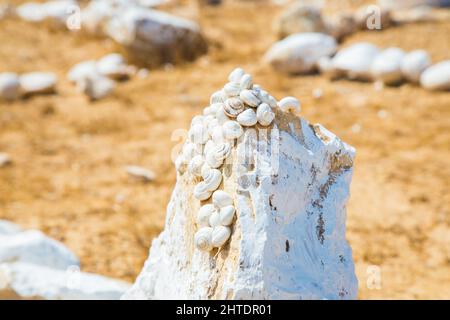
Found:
420,60 -> 450,90
123,71 -> 358,300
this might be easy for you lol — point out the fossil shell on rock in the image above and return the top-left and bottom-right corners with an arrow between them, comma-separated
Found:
239,74 -> 253,90
203,168 -> 222,192
189,124 -> 209,145
188,155 -> 204,177
223,121 -> 243,140
371,47 -> 405,85
400,50 -> 431,83
210,90 -> 226,104
228,67 -> 245,83
194,227 -> 213,251
240,89 -> 260,107
211,226 -> 231,247
194,182 -> 212,201
278,96 -> 301,113
256,103 -> 275,126
215,103 -> 230,125
219,205 -> 235,226
224,97 -> 245,118
237,108 -> 257,127
255,88 -> 277,109
212,190 -> 233,208
206,142 -> 231,168
223,82 -> 241,97
197,204 -> 216,227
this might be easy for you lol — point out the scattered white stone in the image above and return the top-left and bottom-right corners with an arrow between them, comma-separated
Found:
0,262 -> 130,300
312,88 -> 323,99
420,60 -> 450,91
68,60 -> 98,84
125,165 -> 156,182
264,32 -> 337,74
137,68 -> 150,79
79,73 -> 115,100
401,50 -> 431,83
97,53 -> 134,80
0,220 -> 21,235
0,153 -> 12,167
16,0 -> 77,25
19,72 -> 57,95
0,73 -> 20,100
371,47 -> 406,85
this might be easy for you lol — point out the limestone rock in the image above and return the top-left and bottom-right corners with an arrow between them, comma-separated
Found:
0,72 -> 20,100
420,60 -> 450,91
401,50 -> 431,83
371,47 -> 406,85
0,262 -> 130,300
264,33 -> 337,74
19,72 -> 57,95
123,71 -> 357,300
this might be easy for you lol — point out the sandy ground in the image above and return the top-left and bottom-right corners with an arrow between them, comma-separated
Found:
0,0 -> 449,299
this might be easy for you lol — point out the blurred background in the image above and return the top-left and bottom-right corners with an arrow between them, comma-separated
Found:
0,0 -> 449,299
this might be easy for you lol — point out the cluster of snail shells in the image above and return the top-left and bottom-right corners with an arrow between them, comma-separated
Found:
175,67 -> 301,252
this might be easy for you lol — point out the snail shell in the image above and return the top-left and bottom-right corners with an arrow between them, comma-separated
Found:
188,155 -> 204,177
210,90 -> 226,104
223,82 -> 241,97
182,142 -> 197,162
240,89 -> 260,107
175,155 -> 187,173
206,142 -> 231,168
201,162 -> 212,178
203,168 -> 222,192
207,118 -> 220,135
197,204 -> 216,227
203,106 -> 213,116
256,103 -> 275,126
211,126 -> 225,144
215,103 -> 230,125
194,181 -> 212,201
212,190 -> 233,208
209,103 -> 223,115
240,74 -> 253,90
194,227 -> 213,251
219,205 -> 235,226
257,89 -> 277,109
189,123 -> 209,144
224,97 -> 245,118
228,67 -> 245,83
211,226 -> 231,247
209,211 -> 221,227
278,96 -> 300,113
237,108 -> 257,127
223,121 -> 243,140
191,115 -> 204,127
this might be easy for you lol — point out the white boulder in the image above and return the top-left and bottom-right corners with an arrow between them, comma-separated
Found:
19,72 -> 57,95
264,33 -> 337,74
0,72 -> 20,100
371,47 -> 406,85
420,60 -> 450,91
401,50 -> 431,83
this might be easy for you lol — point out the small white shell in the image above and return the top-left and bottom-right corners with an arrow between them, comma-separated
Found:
203,140 -> 215,156
237,108 -> 257,127
240,74 -> 253,90
194,227 -> 213,251
188,155 -> 204,177
228,67 -> 245,83
211,226 -> 231,247
215,103 -> 230,125
182,142 -> 197,162
219,205 -> 235,226
207,118 -> 220,135
203,168 -> 222,192
211,126 -> 225,144
256,103 -> 275,126
224,97 -> 245,118
201,162 -> 211,178
212,190 -> 233,208
209,211 -> 221,227
223,82 -> 241,97
240,89 -> 260,107
203,106 -> 213,116
189,124 -> 209,144
209,103 -> 222,115
194,181 -> 212,201
223,121 -> 243,140
206,142 -> 231,168
197,204 -> 216,227
175,155 -> 187,173
278,96 -> 300,113
210,90 -> 226,104
257,89 -> 278,109
191,115 -> 204,127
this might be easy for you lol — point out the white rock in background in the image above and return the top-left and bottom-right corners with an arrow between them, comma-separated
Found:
123,112 -> 358,299
0,230 -> 79,270
80,74 -> 115,100
97,53 -> 134,80
378,0 -> 450,9
81,0 -> 117,36
125,165 -> 156,182
0,73 -> 20,100
19,72 -> 57,95
371,47 -> 406,85
0,220 -> 21,235
420,60 -> 450,91
324,12 -> 358,41
0,262 -> 130,300
16,0 -> 77,25
332,42 -> 380,81
68,60 -> 98,84
264,33 -> 337,74
400,50 -> 431,83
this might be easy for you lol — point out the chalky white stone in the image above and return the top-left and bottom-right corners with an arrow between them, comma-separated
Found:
0,73 -> 20,100
420,60 -> 450,91
371,47 -> 406,85
19,72 -> 57,95
278,96 -> 301,113
401,50 -> 431,83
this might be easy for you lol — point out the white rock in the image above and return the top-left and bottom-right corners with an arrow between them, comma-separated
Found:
125,165 -> 156,182
97,53 -> 133,80
19,72 -> 57,95
123,111 -> 357,300
68,60 -> 98,83
371,47 -> 406,85
0,73 -> 20,100
332,42 -> 380,81
78,73 -> 115,100
0,220 -> 21,235
0,262 -> 130,300
264,33 -> 337,74
81,0 -> 117,36
378,0 -> 450,9
0,230 -> 79,270
16,1 -> 77,25
420,60 -> 450,91
401,50 -> 431,83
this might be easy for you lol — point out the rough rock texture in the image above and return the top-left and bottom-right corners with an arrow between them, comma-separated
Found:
123,110 -> 358,300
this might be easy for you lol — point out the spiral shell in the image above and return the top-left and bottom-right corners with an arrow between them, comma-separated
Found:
209,103 -> 223,115
224,97 -> 245,118
240,74 -> 253,90
212,190 -> 233,208
259,90 -> 277,109
211,226 -> 231,247
203,140 -> 215,156
206,142 -> 231,169
194,227 -> 213,251
182,142 -> 197,162
209,211 -> 221,227
278,96 -> 300,113
223,82 -> 241,97
210,90 -> 226,104
240,89 -> 260,107
219,205 -> 235,226
188,155 -> 204,177
228,67 -> 245,83
203,168 -> 222,192
223,121 -> 243,140
256,103 -> 275,126
197,204 -> 216,227
237,108 -> 257,127
189,123 -> 209,144
194,181 -> 212,201
211,126 -> 225,144
201,162 -> 211,179
215,103 -> 229,125
191,115 -> 204,127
